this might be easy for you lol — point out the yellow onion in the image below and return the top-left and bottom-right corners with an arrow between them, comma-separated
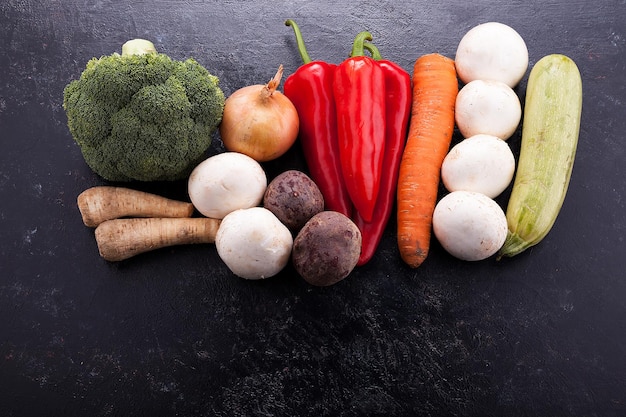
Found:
220,65 -> 299,162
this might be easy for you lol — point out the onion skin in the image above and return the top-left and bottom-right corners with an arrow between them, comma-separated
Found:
220,65 -> 300,162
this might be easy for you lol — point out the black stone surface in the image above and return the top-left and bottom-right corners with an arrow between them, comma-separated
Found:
1,1 -> 625,416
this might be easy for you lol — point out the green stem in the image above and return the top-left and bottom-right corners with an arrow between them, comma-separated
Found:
496,231 -> 530,260
285,19 -> 312,64
350,31 -> 373,57
363,42 -> 382,60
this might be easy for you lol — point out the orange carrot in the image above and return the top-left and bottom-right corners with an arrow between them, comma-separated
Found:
397,53 -> 458,268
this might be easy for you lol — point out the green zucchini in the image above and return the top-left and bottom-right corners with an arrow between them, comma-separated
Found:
498,54 -> 582,258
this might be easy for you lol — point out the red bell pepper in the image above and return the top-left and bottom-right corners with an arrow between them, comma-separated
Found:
353,43 -> 411,266
333,32 -> 387,223
284,22 -> 411,266
283,20 -> 352,218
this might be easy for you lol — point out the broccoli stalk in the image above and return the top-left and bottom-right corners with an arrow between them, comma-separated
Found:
63,39 -> 225,182
121,39 -> 157,56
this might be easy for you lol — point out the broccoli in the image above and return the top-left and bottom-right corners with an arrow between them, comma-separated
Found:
63,39 -> 225,182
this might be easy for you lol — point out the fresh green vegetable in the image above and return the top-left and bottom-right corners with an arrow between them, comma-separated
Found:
498,54 -> 582,258
63,39 -> 225,182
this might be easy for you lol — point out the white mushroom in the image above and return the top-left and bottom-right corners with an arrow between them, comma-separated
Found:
188,152 -> 267,219
441,134 -> 516,199
455,21 -> 529,87
455,79 -> 522,140
215,207 -> 293,279
432,191 -> 508,261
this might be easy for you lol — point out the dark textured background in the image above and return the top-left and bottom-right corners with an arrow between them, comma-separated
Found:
1,1 -> 625,416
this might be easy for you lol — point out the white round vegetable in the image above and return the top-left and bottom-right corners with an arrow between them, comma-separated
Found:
455,79 -> 522,140
441,134 -> 515,198
188,152 -> 267,219
455,22 -> 529,87
216,207 -> 293,279
432,191 -> 508,261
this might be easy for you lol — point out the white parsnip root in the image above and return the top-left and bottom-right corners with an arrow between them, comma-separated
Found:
77,186 -> 194,227
94,217 -> 221,262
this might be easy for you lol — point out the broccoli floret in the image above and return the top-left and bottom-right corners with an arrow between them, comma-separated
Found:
62,39 -> 225,182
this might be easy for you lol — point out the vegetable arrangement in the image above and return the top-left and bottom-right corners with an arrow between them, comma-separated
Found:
77,187 -> 220,261
66,19 -> 582,285
428,23 -> 527,263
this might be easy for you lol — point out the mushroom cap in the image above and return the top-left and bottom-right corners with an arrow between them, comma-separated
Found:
433,191 -> 508,261
455,21 -> 529,88
441,134 -> 516,199
188,152 -> 267,219
216,207 -> 293,279
455,79 -> 522,140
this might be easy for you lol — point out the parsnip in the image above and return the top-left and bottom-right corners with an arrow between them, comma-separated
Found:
498,54 -> 582,258
77,186 -> 194,227
94,217 -> 220,262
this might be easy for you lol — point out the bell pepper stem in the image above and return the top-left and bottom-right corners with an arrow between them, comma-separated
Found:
285,19 -> 312,64
350,31 -> 373,57
363,42 -> 382,60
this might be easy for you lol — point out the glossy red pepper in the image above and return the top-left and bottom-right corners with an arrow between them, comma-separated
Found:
333,32 -> 387,223
353,43 -> 411,266
284,22 -> 411,266
283,20 -> 352,217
